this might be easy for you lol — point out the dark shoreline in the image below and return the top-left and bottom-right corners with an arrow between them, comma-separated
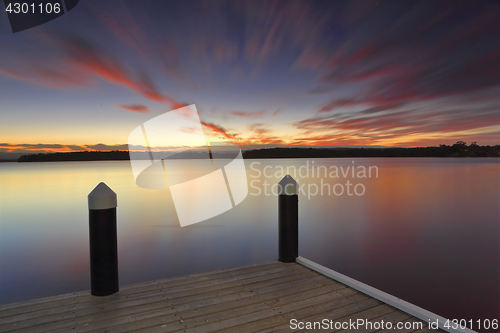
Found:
14,142 -> 500,162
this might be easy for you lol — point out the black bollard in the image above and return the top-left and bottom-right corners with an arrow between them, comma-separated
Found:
88,182 -> 119,296
278,175 -> 299,263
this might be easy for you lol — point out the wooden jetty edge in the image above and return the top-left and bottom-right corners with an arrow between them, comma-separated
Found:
0,178 -> 476,333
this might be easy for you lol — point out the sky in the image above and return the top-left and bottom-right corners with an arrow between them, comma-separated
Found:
1,0 -> 500,157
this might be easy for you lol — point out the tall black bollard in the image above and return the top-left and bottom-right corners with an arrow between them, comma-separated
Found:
88,182 -> 119,296
278,175 -> 299,263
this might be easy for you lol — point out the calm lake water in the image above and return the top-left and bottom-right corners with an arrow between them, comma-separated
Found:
0,158 -> 498,328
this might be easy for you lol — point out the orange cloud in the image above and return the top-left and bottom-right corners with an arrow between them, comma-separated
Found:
201,122 -> 234,139
0,143 -> 88,154
236,137 -> 285,146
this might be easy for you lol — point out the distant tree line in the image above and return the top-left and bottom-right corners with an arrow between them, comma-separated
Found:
17,142 -> 500,162
243,141 -> 500,158
18,150 -> 130,162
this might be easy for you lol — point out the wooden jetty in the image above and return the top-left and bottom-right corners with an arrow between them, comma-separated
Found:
0,260 -> 445,333
0,178 -> 474,332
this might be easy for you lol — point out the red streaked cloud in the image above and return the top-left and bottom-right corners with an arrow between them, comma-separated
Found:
309,2 -> 500,117
293,100 -> 500,146
0,33 -> 186,110
0,65 -> 91,89
60,34 -> 179,106
231,110 -> 267,119
118,104 -> 149,113
201,122 -> 235,139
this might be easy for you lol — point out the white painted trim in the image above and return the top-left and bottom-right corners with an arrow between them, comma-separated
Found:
296,256 -> 476,333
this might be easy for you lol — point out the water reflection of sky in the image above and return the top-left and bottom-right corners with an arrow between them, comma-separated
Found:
0,158 -> 498,323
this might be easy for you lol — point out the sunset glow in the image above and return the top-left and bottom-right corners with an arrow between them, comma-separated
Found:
1,0 -> 499,158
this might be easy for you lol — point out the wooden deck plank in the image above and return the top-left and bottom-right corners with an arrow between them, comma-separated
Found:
0,261 -> 286,319
143,288 -> 371,333
47,273 -> 334,333
129,286 -> 353,332
0,268 -> 317,332
0,263 -> 307,323
0,263 -> 307,321
0,261 -> 447,333
0,260 -> 279,313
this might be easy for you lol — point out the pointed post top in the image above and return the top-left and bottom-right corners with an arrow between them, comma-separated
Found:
88,182 -> 117,210
278,174 -> 298,195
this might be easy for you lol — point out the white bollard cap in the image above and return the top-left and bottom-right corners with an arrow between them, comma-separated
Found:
278,174 -> 298,195
88,182 -> 117,210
